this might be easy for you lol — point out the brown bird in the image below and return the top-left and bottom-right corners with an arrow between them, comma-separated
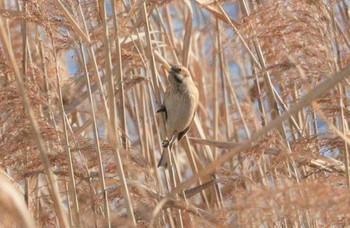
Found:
157,65 -> 199,168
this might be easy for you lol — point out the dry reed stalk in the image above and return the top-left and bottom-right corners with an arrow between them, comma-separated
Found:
20,0 -> 30,209
2,0 -> 350,227
143,10 -> 184,228
331,6 -> 350,188
80,41 -> 111,226
53,43 -> 81,227
0,174 -> 35,228
169,63 -> 350,196
0,12 -> 69,228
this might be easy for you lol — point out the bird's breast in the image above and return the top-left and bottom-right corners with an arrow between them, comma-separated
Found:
164,83 -> 198,135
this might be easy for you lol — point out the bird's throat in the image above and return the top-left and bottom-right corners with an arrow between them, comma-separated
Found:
174,73 -> 184,83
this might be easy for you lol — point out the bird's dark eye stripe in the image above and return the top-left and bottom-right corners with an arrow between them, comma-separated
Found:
171,65 -> 181,72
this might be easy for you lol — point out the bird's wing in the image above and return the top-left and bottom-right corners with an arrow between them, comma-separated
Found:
177,113 -> 195,141
159,88 -> 172,120
177,86 -> 199,141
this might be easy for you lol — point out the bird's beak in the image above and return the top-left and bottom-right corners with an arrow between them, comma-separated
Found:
160,64 -> 172,80
161,63 -> 171,73
168,65 -> 176,73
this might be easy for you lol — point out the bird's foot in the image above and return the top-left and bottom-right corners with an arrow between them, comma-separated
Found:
156,105 -> 166,113
162,140 -> 170,148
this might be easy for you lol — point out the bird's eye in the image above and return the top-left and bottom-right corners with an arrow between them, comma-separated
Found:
171,65 -> 181,73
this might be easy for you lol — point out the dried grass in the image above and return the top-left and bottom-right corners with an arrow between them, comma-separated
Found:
1,0 -> 350,227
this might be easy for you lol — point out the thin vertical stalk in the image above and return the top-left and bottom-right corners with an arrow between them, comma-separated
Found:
142,3 -> 169,170
238,0 -> 302,186
156,7 -> 179,64
213,36 -> 219,159
79,42 -> 111,226
133,86 -> 145,156
53,45 -> 81,227
139,85 -> 150,159
141,3 -> 184,226
165,5 -> 176,51
0,15 -> 69,228
340,92 -> 350,187
252,63 -> 267,127
219,3 -> 301,137
65,182 -> 73,227
20,0 -> 30,208
182,0 -> 193,67
330,8 -> 350,187
21,0 -> 27,81
218,20 -> 251,139
111,2 -> 136,225
76,1 -> 111,123
64,115 -> 100,227
101,0 -> 117,135
217,20 -> 231,140
57,0 -> 90,44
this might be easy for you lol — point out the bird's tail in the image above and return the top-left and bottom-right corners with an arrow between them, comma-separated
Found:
157,149 -> 169,168
157,140 -> 174,168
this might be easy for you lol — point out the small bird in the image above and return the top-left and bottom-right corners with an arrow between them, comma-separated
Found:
157,65 -> 199,168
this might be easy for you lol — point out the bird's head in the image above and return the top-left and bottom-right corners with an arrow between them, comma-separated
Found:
168,65 -> 191,84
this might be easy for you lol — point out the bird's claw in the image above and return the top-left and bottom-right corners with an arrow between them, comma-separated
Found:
162,140 -> 169,148
156,105 -> 166,113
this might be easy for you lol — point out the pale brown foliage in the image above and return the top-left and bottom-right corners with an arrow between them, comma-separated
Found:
1,0 -> 350,227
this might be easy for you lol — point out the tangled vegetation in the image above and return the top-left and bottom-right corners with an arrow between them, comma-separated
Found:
1,0 -> 350,227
